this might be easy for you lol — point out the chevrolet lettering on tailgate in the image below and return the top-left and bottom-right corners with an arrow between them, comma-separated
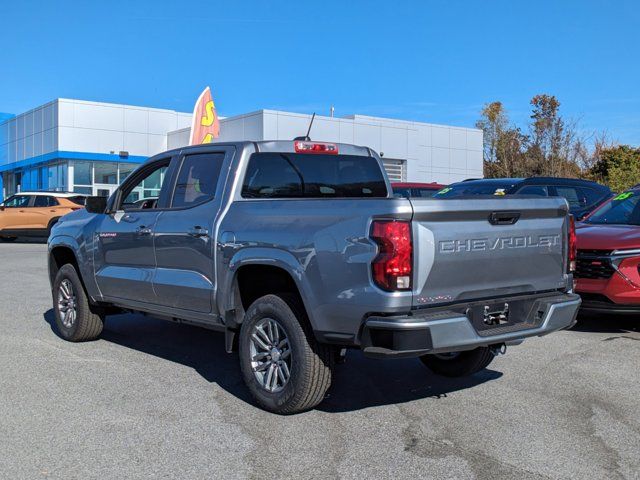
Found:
439,234 -> 560,254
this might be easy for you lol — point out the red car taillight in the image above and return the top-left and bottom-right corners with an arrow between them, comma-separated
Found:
568,215 -> 577,273
370,220 -> 412,291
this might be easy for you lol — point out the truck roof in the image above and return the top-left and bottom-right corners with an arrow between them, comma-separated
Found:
163,140 -> 374,158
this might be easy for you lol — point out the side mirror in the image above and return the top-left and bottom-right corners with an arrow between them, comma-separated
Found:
85,196 -> 108,214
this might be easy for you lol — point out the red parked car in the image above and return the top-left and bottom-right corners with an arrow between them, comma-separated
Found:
392,182 -> 446,198
575,189 -> 640,313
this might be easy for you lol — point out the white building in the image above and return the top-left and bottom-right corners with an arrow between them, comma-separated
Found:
0,98 -> 482,199
169,110 -> 483,184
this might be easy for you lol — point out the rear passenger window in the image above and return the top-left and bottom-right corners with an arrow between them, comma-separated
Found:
172,153 -> 225,208
34,196 -> 59,207
516,185 -> 548,196
242,153 -> 387,198
554,186 -> 584,208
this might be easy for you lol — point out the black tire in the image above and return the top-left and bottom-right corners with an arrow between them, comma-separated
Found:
238,294 -> 333,414
420,347 -> 495,377
47,218 -> 60,237
52,264 -> 104,342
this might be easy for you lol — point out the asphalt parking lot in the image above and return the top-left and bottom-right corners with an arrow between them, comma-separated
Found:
1,242 -> 639,479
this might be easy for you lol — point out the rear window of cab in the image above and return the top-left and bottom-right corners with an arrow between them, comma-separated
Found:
241,153 -> 388,198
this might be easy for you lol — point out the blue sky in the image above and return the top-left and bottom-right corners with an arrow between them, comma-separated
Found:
1,0 -> 638,145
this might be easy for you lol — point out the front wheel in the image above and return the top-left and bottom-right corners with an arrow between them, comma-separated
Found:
420,347 -> 495,377
52,264 -> 104,342
238,294 -> 333,414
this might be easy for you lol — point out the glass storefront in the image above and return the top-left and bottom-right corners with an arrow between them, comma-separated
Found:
3,162 -> 68,196
94,162 -> 118,184
2,159 -> 144,198
71,160 -> 143,195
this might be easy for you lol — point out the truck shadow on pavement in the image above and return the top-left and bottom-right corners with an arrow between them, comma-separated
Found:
572,313 -> 639,333
43,309 -> 502,413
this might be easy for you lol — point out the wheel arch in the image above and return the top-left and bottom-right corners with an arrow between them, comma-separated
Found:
222,248 -> 317,330
49,244 -> 83,287
48,236 -> 99,302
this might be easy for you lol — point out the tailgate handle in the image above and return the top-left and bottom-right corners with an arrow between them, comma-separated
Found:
489,211 -> 520,225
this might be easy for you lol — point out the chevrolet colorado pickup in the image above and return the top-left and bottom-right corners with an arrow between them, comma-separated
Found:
48,140 -> 581,413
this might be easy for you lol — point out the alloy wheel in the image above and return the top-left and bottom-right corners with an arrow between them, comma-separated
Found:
249,318 -> 292,393
57,279 -> 77,328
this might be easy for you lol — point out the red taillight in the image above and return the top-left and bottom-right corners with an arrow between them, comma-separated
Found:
370,220 -> 412,291
568,215 -> 577,273
294,141 -> 338,154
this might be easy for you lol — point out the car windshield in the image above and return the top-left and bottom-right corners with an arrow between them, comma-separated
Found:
585,191 -> 640,225
435,182 -> 514,198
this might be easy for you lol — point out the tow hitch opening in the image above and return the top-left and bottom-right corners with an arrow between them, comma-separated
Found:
490,343 -> 507,356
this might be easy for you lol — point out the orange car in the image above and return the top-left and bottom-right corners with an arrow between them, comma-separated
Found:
0,192 -> 86,241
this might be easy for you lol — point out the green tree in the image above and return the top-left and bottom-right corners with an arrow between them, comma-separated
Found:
527,94 -> 580,177
590,145 -> 640,192
477,94 -> 597,180
476,102 -> 528,178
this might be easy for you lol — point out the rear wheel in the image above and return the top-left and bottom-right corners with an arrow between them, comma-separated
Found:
52,264 -> 103,342
238,294 -> 333,414
420,347 -> 495,377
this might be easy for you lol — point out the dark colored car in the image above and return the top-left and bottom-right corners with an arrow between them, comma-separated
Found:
392,182 -> 446,198
435,177 -> 612,220
574,189 -> 640,313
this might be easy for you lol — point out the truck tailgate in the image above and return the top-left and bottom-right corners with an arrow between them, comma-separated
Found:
410,196 -> 570,308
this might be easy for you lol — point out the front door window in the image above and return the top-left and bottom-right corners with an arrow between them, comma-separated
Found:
3,195 -> 32,207
120,166 -> 167,210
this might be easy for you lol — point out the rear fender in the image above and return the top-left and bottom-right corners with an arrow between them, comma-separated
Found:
222,247 -> 319,329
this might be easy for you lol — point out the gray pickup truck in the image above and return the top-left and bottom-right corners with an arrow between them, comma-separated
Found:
48,140 -> 580,413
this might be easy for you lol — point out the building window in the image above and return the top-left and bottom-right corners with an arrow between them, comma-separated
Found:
94,162 -> 118,184
119,163 -> 139,183
74,161 -> 92,185
47,162 -> 68,191
70,160 -> 145,195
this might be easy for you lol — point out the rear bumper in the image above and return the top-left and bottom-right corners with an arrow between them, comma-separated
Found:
360,293 -> 581,358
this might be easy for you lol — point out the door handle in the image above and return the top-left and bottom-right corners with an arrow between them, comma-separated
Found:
488,211 -> 521,225
136,225 -> 152,235
188,226 -> 209,238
